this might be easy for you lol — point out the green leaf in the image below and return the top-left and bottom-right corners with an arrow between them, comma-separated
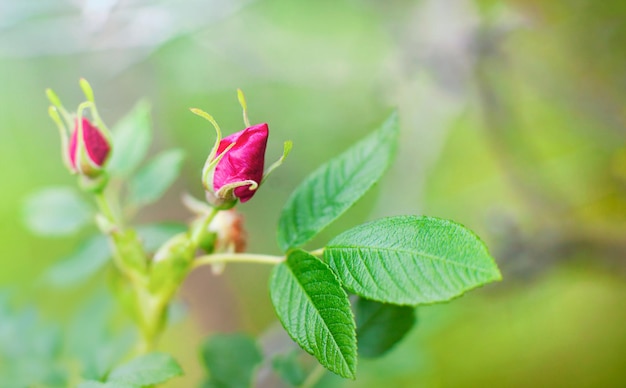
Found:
45,235 -> 110,287
23,187 -> 92,236
78,381 -> 134,388
200,333 -> 263,388
0,300 -> 67,387
128,149 -> 185,207
135,223 -> 187,252
107,101 -> 152,177
106,352 -> 182,386
269,249 -> 357,379
271,351 -> 306,387
277,111 -> 399,251
324,216 -> 502,305
355,298 -> 416,358
68,291 -> 135,381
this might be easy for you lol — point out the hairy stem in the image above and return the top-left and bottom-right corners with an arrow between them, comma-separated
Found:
193,253 -> 285,268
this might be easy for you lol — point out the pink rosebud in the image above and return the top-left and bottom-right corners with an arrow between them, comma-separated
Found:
193,90 -> 290,208
68,117 -> 111,177
211,123 -> 269,203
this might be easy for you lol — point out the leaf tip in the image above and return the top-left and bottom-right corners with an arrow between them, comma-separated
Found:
346,361 -> 357,380
493,266 -> 503,282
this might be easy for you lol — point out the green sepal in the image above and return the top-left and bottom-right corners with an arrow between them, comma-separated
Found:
78,172 -> 109,194
189,217 -> 217,254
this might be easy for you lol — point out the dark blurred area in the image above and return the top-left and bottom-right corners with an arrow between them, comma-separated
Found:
1,0 -> 625,386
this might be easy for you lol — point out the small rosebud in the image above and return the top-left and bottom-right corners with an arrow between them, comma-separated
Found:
68,117 -> 111,178
207,123 -> 269,205
192,89 -> 290,208
46,80 -> 113,185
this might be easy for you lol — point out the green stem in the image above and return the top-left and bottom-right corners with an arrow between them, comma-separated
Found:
95,191 -> 116,224
301,364 -> 326,388
193,253 -> 285,268
309,248 -> 324,257
134,207 -> 219,354
191,207 -> 219,247
94,191 -> 158,354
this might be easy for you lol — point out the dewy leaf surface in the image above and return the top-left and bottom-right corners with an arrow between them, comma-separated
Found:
277,112 -> 398,251
325,216 -> 502,305
269,249 -> 357,379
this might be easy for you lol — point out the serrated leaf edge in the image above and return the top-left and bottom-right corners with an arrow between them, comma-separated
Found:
271,252 -> 357,379
277,111 -> 399,251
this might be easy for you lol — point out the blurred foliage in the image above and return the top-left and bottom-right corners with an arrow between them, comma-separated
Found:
354,298 -> 416,359
0,291 -> 66,387
200,333 -> 262,388
0,289 -> 135,387
1,0 -> 626,386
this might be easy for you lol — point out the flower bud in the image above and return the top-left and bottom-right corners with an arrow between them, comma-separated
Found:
46,80 -> 112,184
204,123 -> 269,207
68,117 -> 111,178
182,193 -> 247,255
193,89 -> 290,208
208,209 -> 247,253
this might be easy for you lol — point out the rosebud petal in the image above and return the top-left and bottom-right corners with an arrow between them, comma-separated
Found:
68,117 -> 111,177
212,123 -> 269,203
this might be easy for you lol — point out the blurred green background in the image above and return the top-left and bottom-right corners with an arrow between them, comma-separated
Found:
1,0 -> 626,386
